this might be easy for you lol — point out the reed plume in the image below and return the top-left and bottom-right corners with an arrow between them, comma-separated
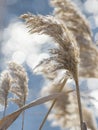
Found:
39,71 -> 68,130
21,13 -> 85,130
0,71 -> 11,117
51,0 -> 98,78
21,14 -> 79,81
8,62 -> 28,130
41,83 -> 97,130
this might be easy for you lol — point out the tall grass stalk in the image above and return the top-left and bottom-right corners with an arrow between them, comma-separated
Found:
75,78 -> 83,130
21,13 -> 84,130
39,78 -> 67,130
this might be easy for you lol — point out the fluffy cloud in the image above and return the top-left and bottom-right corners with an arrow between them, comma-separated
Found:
84,0 -> 98,14
1,21 -> 54,69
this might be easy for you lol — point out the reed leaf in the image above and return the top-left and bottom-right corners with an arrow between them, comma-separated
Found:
0,93 -> 61,130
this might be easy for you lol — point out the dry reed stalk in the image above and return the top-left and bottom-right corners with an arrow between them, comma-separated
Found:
51,0 -> 98,78
39,76 -> 68,130
8,62 -> 28,130
21,13 -> 84,130
0,71 -> 11,117
41,84 -> 97,130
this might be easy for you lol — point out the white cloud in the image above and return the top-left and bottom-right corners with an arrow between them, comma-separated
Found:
1,21 -> 53,69
87,78 -> 98,90
90,90 -> 98,110
95,33 -> 98,42
0,104 -> 4,112
12,51 -> 26,64
84,0 -> 98,14
94,15 -> 98,27
87,15 -> 96,29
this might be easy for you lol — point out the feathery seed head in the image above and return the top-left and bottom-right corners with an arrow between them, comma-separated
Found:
8,62 -> 28,107
50,0 -> 98,78
0,71 -> 11,105
50,0 -> 92,42
21,13 -> 79,81
41,82 -> 97,130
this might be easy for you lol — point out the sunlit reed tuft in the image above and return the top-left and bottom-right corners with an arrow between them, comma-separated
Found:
21,14 -> 79,81
0,71 -> 11,117
41,83 -> 97,130
51,0 -> 98,78
20,12 -> 86,130
8,62 -> 28,130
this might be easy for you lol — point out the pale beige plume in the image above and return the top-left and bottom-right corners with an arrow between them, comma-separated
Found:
8,61 -> 28,130
41,82 -> 97,130
0,70 -> 11,118
51,0 -> 98,78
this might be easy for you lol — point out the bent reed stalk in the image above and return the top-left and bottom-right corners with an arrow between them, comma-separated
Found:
21,13 -> 84,130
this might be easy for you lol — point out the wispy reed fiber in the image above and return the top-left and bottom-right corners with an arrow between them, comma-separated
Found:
50,0 -> 92,42
21,14 -> 79,82
0,71 -> 11,117
41,83 -> 97,130
8,62 -> 28,130
39,71 -> 68,130
21,13 -> 84,130
51,0 -> 98,78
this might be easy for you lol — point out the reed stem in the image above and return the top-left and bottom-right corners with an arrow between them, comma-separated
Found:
39,78 -> 67,130
75,78 -> 83,130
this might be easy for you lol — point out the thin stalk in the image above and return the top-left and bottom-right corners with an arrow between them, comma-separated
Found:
3,106 -> 7,117
82,122 -> 87,130
39,78 -> 67,130
3,98 -> 7,117
3,99 -> 7,130
21,111 -> 25,130
75,78 -> 83,130
21,97 -> 26,130
39,99 -> 56,130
